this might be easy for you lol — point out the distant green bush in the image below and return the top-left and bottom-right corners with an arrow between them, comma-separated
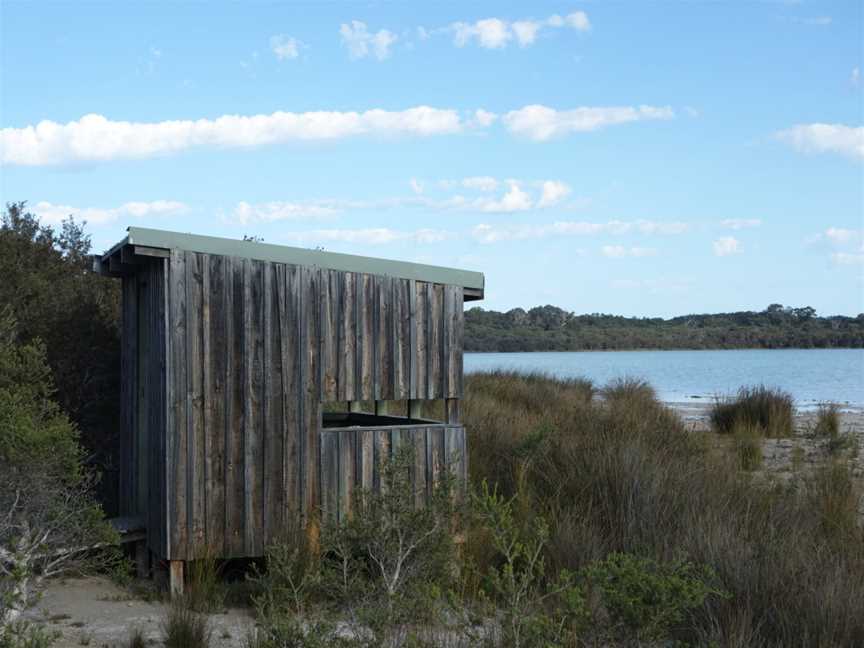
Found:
710,385 -> 794,438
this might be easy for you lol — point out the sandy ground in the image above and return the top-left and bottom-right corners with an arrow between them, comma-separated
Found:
669,401 -> 864,484
20,576 -> 254,648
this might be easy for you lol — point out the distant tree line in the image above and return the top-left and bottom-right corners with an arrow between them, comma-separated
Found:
466,303 -> 864,352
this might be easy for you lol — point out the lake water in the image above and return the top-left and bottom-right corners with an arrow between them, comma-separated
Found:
464,349 -> 864,409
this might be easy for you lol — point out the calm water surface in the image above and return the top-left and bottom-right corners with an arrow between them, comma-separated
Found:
465,349 -> 864,408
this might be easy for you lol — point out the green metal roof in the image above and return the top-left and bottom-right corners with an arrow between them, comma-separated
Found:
107,227 -> 484,292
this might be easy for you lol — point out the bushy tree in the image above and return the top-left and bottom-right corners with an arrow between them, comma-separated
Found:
1,203 -> 121,497
0,311 -> 115,624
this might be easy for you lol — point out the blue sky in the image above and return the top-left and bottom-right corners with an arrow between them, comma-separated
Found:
1,1 -> 862,317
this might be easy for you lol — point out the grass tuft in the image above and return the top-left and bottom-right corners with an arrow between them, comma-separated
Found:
710,385 -> 794,438
732,423 -> 763,471
814,402 -> 841,438
163,600 -> 211,648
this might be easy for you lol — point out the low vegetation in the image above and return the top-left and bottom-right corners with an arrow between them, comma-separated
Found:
709,385 -> 794,438
231,372 -> 863,647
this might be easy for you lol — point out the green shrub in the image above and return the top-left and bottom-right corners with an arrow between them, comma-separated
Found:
472,481 -> 588,648
0,622 -> 59,648
733,423 -> 763,471
710,385 -> 794,438
162,601 -> 211,648
584,553 -> 727,642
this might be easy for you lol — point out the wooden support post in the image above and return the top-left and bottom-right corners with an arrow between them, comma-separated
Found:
408,399 -> 422,421
134,541 -> 149,579
169,560 -> 184,598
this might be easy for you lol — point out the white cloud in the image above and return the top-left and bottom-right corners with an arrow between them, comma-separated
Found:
270,35 -> 302,60
713,236 -> 742,256
410,178 -> 424,194
852,67 -> 861,88
537,180 -> 571,207
461,176 -> 499,192
231,201 -> 338,225
602,245 -> 658,258
721,218 -> 762,230
469,109 -> 497,128
32,200 -> 188,226
512,20 -> 541,46
0,107 -> 467,166
449,10 -> 589,49
825,227 -> 862,245
775,123 -> 864,159
283,228 -> 452,246
340,21 -> 397,60
478,181 -> 532,212
831,252 -> 864,265
471,219 -> 689,244
504,104 -> 674,141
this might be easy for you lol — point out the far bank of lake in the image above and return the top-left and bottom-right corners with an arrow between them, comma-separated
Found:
464,348 -> 864,409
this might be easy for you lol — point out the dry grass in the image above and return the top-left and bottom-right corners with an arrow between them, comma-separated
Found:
463,371 -> 864,647
814,402 -> 841,439
710,385 -> 795,438
162,600 -> 211,648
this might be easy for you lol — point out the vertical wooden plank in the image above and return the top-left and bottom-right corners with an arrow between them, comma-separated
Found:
185,252 -> 206,556
373,429 -> 390,493
393,279 -> 411,400
428,284 -> 444,399
413,281 -> 428,400
320,431 -> 338,525
205,255 -> 226,557
338,272 -> 356,402
120,275 -> 137,516
320,270 -> 339,401
338,431 -> 355,522
413,428 -> 427,509
158,258 -> 170,560
376,276 -> 394,401
224,256 -> 245,556
359,429 -> 374,492
359,274 -> 374,401
300,266 -> 321,519
244,259 -> 266,556
278,265 -> 301,531
428,427 -> 445,492
408,280 -> 417,400
444,285 -> 464,398
263,263 -> 285,546
167,250 -> 188,559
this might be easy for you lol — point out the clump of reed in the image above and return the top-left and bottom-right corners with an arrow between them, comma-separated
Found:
463,371 -> 864,647
184,546 -> 225,613
162,600 -> 211,648
733,423 -> 763,471
710,385 -> 794,438
814,402 -> 841,439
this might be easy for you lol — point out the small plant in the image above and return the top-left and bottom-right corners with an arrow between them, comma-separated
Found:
0,621 -> 60,648
184,547 -> 225,613
584,552 -> 727,642
710,385 -> 794,438
127,627 -> 147,648
250,526 -> 320,617
810,461 -> 862,544
473,481 -> 588,648
733,423 -> 763,471
814,403 -> 841,438
162,600 -> 211,648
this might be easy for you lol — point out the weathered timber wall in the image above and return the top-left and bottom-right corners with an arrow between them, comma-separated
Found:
119,258 -> 169,559
156,250 -> 464,560
319,424 -> 466,525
